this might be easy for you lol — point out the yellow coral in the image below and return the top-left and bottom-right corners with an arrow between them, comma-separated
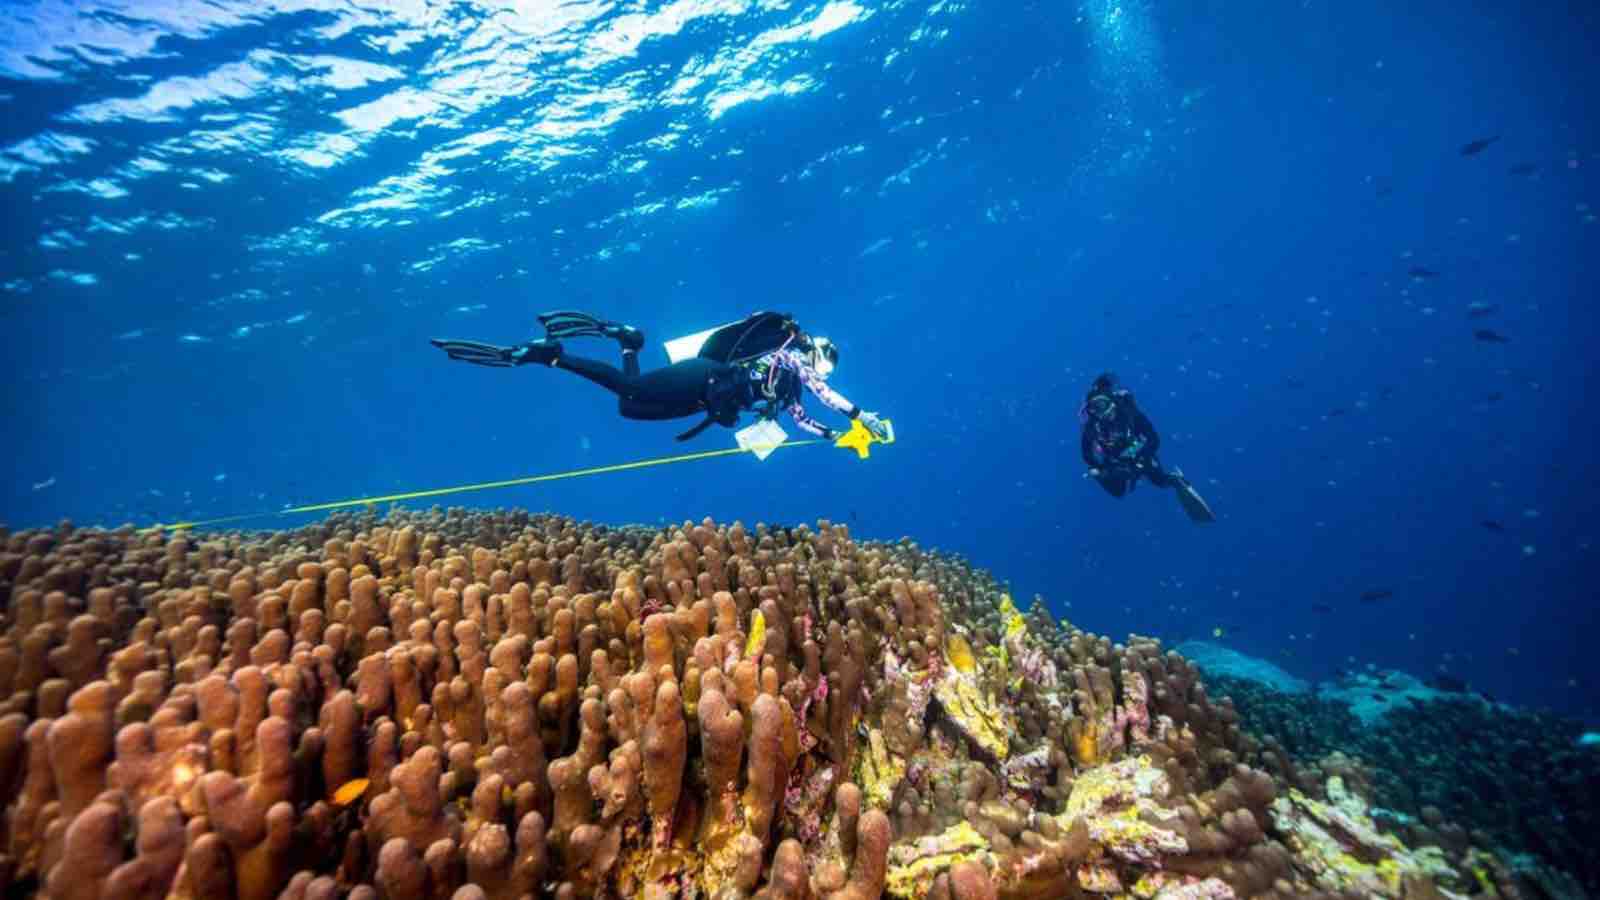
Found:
999,593 -> 1027,642
857,728 -> 907,808
1059,756 -> 1187,865
933,668 -> 1012,761
620,843 -> 703,897
1271,780 -> 1461,898
885,822 -> 992,899
1077,863 -> 1121,893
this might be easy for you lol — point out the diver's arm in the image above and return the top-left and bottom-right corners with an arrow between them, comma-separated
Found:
792,353 -> 861,418
787,403 -> 836,439
1080,428 -> 1098,467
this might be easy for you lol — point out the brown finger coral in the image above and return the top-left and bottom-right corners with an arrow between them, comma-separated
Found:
0,510 -> 1552,900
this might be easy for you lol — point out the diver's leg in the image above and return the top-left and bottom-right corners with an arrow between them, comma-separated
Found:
553,353 -> 634,395
617,359 -> 723,421
1144,463 -> 1177,489
1095,471 -> 1131,497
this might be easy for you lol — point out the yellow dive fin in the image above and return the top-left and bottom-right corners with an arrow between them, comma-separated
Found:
834,417 -> 895,459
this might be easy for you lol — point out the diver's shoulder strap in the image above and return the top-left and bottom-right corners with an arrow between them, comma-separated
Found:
675,416 -> 718,442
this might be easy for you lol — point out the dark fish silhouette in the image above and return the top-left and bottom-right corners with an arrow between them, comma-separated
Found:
1474,329 -> 1510,343
1327,408 -> 1347,418
1508,162 -> 1538,176
1481,520 -> 1506,532
1460,135 -> 1500,156
1311,603 -> 1334,614
1485,391 -> 1504,403
1430,674 -> 1468,693
1359,589 -> 1394,603
1408,266 -> 1440,279
1466,301 -> 1499,318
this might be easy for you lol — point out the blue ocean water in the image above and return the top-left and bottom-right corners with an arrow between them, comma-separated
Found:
2,0 -> 1595,720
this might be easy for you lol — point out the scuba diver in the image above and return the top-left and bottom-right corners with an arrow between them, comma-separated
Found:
431,310 -> 893,445
1080,372 -> 1216,522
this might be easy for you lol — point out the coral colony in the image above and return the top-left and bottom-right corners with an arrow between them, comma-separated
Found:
0,508 -> 1578,898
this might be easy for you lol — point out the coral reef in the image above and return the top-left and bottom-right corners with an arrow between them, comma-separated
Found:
1189,664 -> 1599,898
0,507 -> 1567,899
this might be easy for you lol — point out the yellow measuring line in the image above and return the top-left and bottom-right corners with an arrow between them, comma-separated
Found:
144,437 -> 827,534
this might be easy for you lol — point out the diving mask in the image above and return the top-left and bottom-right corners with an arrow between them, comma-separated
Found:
810,336 -> 838,378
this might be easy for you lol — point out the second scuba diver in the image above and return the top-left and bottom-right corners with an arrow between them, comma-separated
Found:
431,310 -> 893,445
1080,372 -> 1216,522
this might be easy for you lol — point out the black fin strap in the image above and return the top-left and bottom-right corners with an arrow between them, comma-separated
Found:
676,416 -> 717,442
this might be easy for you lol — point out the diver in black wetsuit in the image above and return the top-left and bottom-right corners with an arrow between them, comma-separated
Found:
431,310 -> 891,444
1080,373 -> 1215,521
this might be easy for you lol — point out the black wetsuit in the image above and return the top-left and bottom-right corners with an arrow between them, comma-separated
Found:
556,349 -> 740,422
1081,390 -> 1179,497
553,343 -> 857,444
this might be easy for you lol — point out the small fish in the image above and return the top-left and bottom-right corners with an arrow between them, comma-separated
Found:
1460,135 -> 1501,156
946,635 -> 976,674
1359,589 -> 1394,603
330,778 -> 370,807
1481,520 -> 1506,532
32,476 -> 56,491
1484,391 -> 1504,403
1474,329 -> 1510,343
1466,301 -> 1499,319
1408,266 -> 1440,279
1507,162 -> 1538,176
1211,627 -> 1224,638
1578,732 -> 1600,749
745,610 -> 766,659
1326,408 -> 1347,418
1311,603 -> 1334,614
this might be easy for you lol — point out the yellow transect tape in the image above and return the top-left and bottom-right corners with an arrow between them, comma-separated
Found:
138,417 -> 892,534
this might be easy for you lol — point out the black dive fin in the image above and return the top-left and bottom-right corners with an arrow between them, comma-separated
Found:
539,310 -> 644,350
431,338 -> 515,367
539,310 -> 610,338
1175,480 -> 1217,523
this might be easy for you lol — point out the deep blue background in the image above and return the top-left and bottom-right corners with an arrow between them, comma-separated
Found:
2,0 -> 1596,720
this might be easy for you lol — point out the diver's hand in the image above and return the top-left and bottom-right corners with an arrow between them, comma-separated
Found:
857,411 -> 892,441
1085,467 -> 1103,479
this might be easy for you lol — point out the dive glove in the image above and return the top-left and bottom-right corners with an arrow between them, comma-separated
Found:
857,411 -> 892,442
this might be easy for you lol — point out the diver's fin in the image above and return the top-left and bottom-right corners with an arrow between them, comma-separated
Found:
538,310 -> 645,350
431,338 -> 516,367
1172,471 -> 1216,523
538,310 -> 607,338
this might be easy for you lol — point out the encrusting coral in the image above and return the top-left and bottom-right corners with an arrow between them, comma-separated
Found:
0,508 -> 1563,898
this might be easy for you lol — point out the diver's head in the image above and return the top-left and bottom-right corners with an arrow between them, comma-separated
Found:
1091,372 -> 1119,394
809,336 -> 838,379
